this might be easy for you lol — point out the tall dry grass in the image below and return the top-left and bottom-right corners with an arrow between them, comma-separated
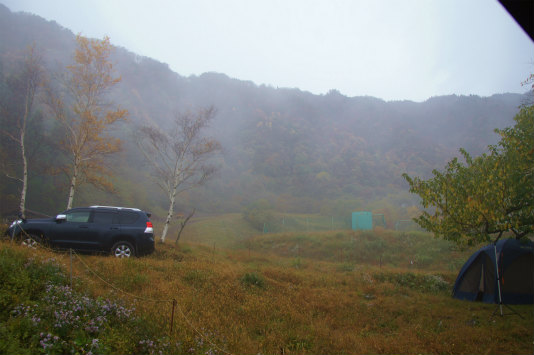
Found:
2,225 -> 532,354
4,237 -> 529,354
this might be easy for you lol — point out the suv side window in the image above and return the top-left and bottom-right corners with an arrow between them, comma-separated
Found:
93,211 -> 118,224
119,211 -> 139,224
66,211 -> 91,223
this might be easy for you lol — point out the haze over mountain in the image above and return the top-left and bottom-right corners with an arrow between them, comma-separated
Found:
2,0 -> 532,102
0,4 -> 529,226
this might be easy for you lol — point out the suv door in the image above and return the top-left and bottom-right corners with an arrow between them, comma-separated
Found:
118,210 -> 142,237
91,210 -> 120,249
51,209 -> 95,249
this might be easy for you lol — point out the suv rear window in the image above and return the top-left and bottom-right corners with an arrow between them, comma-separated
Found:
119,211 -> 140,224
93,211 -> 118,224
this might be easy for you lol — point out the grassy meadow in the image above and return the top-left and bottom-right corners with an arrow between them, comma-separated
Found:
1,214 -> 533,354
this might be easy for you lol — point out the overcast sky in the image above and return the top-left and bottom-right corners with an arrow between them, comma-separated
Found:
2,0 -> 533,101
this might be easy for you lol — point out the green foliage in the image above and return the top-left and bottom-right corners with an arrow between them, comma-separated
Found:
240,272 -> 265,288
336,262 -> 355,272
242,199 -> 276,231
0,248 -> 66,320
250,229 -> 464,270
182,269 -> 210,289
0,245 -> 180,354
374,272 -> 449,294
403,105 -> 534,246
291,256 -> 306,269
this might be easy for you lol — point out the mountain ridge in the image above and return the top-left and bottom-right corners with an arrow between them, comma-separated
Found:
0,3 -> 528,220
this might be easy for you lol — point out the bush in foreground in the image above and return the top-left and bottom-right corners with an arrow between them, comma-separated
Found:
0,246 -> 179,354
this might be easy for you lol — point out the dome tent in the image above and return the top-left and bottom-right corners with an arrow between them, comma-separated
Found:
453,238 -> 534,305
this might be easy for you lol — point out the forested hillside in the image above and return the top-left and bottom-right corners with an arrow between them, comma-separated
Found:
0,4 -> 527,224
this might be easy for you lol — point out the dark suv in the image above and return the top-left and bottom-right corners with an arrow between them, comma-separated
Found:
6,206 -> 155,257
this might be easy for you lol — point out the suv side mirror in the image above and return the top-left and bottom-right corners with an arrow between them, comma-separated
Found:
18,212 -> 27,223
55,214 -> 66,222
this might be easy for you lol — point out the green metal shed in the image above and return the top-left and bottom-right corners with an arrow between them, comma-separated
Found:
352,211 -> 373,231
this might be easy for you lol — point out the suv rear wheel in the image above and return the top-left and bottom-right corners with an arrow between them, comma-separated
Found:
111,241 -> 135,258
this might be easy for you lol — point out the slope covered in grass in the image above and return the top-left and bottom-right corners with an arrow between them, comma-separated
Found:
177,213 -> 470,271
246,228 -> 470,271
1,223 -> 532,354
177,213 -> 260,248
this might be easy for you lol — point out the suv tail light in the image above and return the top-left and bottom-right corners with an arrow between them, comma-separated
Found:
144,221 -> 153,234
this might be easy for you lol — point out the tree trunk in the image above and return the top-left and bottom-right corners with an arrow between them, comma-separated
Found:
18,94 -> 29,218
66,162 -> 78,210
161,163 -> 182,243
161,191 -> 176,243
19,128 -> 28,217
18,72 -> 34,218
175,209 -> 195,245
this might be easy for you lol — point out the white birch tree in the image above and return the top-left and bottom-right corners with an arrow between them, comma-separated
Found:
0,45 -> 43,217
46,35 -> 127,209
137,107 -> 221,243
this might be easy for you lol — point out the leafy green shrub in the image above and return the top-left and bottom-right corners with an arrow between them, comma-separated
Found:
242,199 -> 276,231
8,283 -> 135,353
421,274 -> 450,293
291,257 -> 307,269
183,269 -> 210,288
0,245 -> 183,354
337,263 -> 354,272
0,248 -> 66,318
240,272 -> 265,288
374,272 -> 449,294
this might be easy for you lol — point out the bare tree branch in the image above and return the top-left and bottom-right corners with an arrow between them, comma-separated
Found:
136,106 -> 221,243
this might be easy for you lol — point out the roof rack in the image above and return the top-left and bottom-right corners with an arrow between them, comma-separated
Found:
89,205 -> 142,212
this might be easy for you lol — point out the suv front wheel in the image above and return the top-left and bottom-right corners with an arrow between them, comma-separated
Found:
111,241 -> 135,258
21,233 -> 41,249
